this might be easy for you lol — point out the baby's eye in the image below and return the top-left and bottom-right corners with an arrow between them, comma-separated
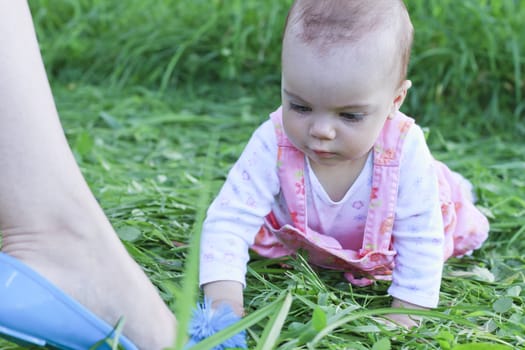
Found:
289,102 -> 311,113
340,112 -> 365,122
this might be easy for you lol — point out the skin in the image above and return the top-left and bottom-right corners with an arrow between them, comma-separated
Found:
0,2 -> 176,348
281,29 -> 408,202
205,17 -> 427,329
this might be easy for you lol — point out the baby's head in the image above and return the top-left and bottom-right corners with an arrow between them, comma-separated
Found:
280,0 -> 415,168
282,0 -> 414,86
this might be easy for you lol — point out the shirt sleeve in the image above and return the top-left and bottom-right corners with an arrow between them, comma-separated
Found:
387,125 -> 445,308
199,120 -> 280,287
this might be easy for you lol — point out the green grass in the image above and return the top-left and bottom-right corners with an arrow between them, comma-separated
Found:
29,0 -> 524,135
1,0 -> 524,349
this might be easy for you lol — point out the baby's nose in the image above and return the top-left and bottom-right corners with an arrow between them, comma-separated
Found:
309,117 -> 336,140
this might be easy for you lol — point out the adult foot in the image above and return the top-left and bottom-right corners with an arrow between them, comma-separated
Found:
0,2 -> 176,348
1,208 -> 176,350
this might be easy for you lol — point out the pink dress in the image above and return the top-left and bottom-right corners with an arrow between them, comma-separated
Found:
252,109 -> 489,286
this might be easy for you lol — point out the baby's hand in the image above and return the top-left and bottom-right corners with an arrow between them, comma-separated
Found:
380,298 -> 428,329
187,299 -> 247,349
187,281 -> 246,348
381,313 -> 420,328
203,281 -> 244,316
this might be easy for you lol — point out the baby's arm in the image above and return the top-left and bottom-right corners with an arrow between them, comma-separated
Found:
199,120 -> 279,313
387,125 -> 444,324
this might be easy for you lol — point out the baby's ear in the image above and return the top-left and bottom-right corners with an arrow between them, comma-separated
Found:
393,80 -> 412,111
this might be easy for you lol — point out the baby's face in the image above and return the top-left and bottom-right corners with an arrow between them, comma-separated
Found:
281,29 -> 406,170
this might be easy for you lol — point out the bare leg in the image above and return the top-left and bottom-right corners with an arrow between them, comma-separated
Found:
0,2 -> 176,348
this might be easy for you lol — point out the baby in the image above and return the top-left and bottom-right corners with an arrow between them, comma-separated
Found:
198,0 -> 489,330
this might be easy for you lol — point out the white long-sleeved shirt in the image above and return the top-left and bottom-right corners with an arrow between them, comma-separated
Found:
200,117 -> 444,308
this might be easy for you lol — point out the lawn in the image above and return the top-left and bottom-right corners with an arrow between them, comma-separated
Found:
1,0 -> 523,349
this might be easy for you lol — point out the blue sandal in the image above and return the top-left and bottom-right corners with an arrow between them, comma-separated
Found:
0,252 -> 138,349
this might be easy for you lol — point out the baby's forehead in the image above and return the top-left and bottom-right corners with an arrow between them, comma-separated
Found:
284,20 -> 398,61
282,23 -> 403,88
283,0 -> 413,80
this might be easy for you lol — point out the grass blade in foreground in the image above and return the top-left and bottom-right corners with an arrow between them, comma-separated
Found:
254,292 -> 293,350
172,137 -> 218,350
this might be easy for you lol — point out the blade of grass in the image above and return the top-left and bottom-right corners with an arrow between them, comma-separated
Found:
172,135 -> 218,350
254,292 -> 293,350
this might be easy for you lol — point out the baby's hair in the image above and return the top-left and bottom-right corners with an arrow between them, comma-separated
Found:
283,0 -> 414,83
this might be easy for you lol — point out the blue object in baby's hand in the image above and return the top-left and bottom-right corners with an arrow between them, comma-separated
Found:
186,298 -> 247,349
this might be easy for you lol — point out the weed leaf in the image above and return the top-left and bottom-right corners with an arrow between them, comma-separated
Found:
311,306 -> 327,331
372,337 -> 391,350
493,297 -> 513,313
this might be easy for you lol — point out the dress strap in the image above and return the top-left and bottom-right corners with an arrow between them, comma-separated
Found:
269,107 -> 307,231
361,112 -> 414,255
